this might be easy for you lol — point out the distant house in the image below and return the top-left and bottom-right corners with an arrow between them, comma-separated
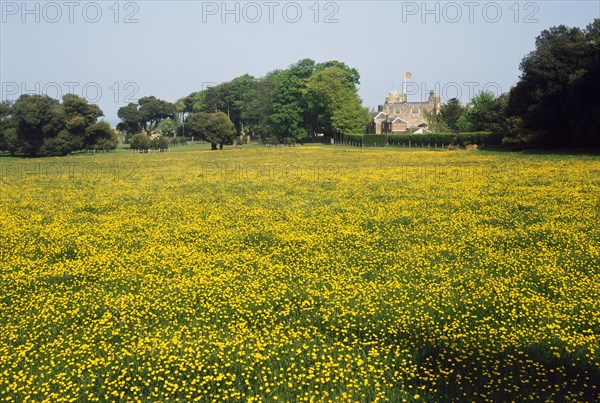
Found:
368,90 -> 441,134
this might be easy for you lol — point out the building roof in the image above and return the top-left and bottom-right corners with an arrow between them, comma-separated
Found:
373,111 -> 387,121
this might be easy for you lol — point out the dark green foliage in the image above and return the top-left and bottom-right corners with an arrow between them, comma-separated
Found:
440,98 -> 465,131
456,132 -> 503,146
38,129 -> 82,156
0,100 -> 14,153
297,137 -> 334,145
129,133 -> 151,150
117,96 -> 176,136
1,128 -> 18,155
63,94 -> 103,135
267,59 -> 315,142
507,19 -> 600,147
563,43 -> 600,148
184,112 -> 236,150
183,112 -> 209,140
7,94 -> 114,157
205,112 -> 236,150
129,133 -> 169,150
11,94 -> 64,156
86,121 -> 119,151
150,137 -> 170,150
138,96 -> 177,134
117,103 -> 142,134
129,133 -> 171,150
341,132 -> 501,148
340,133 -> 366,147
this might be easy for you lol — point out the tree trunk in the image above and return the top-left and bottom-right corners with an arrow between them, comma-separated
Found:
219,143 -> 223,150
211,142 -> 217,150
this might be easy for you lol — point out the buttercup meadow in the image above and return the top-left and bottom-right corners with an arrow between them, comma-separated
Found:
1,146 -> 598,402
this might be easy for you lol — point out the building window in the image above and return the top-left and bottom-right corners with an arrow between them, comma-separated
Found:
411,108 -> 420,117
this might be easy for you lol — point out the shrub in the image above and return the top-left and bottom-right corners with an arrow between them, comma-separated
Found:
38,130 -> 83,156
129,133 -> 151,150
90,137 -> 119,151
150,137 -> 170,150
171,137 -> 188,146
261,136 -> 280,145
86,122 -> 119,151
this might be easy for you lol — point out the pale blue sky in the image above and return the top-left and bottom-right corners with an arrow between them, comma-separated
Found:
1,1 -> 599,125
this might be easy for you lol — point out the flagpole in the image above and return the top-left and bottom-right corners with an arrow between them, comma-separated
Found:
402,70 -> 406,96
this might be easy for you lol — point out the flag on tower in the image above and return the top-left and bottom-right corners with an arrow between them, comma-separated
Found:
405,71 -> 412,79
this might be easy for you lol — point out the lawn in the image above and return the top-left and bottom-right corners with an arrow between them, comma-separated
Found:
0,146 -> 599,402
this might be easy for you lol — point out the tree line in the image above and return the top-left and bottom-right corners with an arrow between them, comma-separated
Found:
432,19 -> 599,148
183,59 -> 370,142
115,18 -> 599,150
0,94 -> 118,157
507,19 -> 599,148
1,19 -> 598,156
114,59 -> 371,149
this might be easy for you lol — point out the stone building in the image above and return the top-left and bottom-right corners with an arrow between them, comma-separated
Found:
368,90 -> 441,134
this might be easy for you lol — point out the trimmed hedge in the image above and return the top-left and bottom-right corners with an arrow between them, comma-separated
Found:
298,137 -> 334,145
340,133 -> 366,147
340,132 -> 503,147
456,132 -> 503,146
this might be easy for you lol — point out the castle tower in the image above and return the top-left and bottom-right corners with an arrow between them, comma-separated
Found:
385,90 -> 407,103
386,90 -> 400,103
428,90 -> 441,114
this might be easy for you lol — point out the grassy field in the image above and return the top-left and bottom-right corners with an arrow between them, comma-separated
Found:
1,145 -> 599,402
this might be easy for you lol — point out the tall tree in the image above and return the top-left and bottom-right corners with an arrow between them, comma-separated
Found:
462,92 -> 507,133
563,19 -> 600,147
138,96 -> 177,134
117,96 -> 176,137
440,98 -> 465,131
85,121 -> 119,150
0,101 -> 13,152
267,59 -> 315,142
254,70 -> 280,138
174,95 -> 195,137
424,109 -> 451,133
229,74 -> 259,135
62,94 -> 104,149
181,59 -> 368,142
9,94 -> 115,156
305,67 -> 370,135
507,19 -> 600,147
12,94 -> 65,156
116,103 -> 142,135
315,61 -> 361,88
185,112 -> 236,150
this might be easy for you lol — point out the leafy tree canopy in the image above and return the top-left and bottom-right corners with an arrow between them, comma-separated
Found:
8,94 -> 116,156
507,19 -> 600,147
